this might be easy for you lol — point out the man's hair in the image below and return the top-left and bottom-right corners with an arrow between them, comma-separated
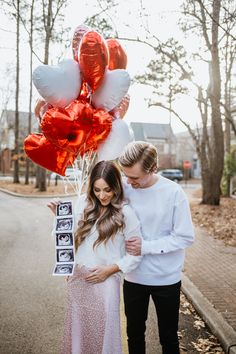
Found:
119,141 -> 159,173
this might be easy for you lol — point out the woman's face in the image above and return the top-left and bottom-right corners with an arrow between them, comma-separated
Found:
93,178 -> 115,206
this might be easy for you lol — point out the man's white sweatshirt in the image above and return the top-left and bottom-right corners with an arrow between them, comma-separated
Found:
124,175 -> 195,286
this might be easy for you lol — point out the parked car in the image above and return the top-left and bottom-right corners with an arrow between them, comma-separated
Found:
51,168 -> 82,181
64,167 -> 82,180
158,169 -> 183,182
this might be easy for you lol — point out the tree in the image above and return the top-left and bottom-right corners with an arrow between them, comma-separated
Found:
36,0 -> 68,191
132,0 -> 228,205
25,0 -> 35,185
13,0 -> 20,184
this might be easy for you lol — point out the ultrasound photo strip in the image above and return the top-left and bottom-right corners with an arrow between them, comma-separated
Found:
56,233 -> 74,247
56,248 -> 74,263
55,217 -> 74,232
56,201 -> 73,217
53,263 -> 75,276
53,201 -> 75,276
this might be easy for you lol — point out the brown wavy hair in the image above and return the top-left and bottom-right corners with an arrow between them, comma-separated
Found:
75,161 -> 125,250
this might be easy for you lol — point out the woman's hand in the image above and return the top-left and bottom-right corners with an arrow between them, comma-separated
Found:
85,264 -> 119,284
47,198 -> 61,215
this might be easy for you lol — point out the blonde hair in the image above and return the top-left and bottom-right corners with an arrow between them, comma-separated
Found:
75,161 -> 125,250
119,141 -> 158,173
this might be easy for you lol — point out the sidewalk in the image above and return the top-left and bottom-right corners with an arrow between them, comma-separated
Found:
182,185 -> 236,354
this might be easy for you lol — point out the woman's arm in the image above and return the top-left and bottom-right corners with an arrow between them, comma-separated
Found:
47,198 -> 61,215
115,205 -> 143,273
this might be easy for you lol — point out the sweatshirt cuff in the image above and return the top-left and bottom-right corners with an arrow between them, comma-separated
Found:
141,240 -> 150,255
115,260 -> 125,273
141,240 -> 166,255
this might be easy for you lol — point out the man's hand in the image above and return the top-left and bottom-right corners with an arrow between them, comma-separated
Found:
125,236 -> 142,256
85,264 -> 119,283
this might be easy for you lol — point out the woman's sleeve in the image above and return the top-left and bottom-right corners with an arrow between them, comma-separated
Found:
115,204 -> 143,273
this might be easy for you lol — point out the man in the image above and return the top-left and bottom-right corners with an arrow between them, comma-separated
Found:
118,141 -> 194,354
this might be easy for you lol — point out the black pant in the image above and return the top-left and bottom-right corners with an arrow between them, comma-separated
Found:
123,280 -> 181,354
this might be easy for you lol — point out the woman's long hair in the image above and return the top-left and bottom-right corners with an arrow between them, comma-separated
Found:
75,161 -> 125,250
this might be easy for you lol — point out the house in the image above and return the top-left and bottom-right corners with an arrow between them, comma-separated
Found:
130,122 -> 177,168
0,109 -> 38,174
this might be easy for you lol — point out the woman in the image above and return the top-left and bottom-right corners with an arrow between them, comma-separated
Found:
48,160 -> 142,354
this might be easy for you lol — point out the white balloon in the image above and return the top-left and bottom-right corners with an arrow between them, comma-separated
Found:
97,119 -> 133,161
33,59 -> 81,108
91,69 -> 130,111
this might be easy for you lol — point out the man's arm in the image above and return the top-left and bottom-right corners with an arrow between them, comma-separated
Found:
126,196 -> 194,256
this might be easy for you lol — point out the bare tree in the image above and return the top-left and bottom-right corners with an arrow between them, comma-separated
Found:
24,0 -> 35,185
129,0 -> 226,205
13,0 -> 20,184
34,0 -> 68,191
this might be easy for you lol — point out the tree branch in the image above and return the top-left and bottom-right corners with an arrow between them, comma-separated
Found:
197,0 -> 236,41
148,101 -> 197,142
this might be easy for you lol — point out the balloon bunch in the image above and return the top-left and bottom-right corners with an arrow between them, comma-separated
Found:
24,24 -> 132,176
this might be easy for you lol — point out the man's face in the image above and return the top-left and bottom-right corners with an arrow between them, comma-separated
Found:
121,162 -> 153,189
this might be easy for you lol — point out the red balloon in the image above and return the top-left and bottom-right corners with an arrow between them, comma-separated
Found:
41,100 -> 93,155
109,94 -> 130,119
41,100 -> 112,156
107,39 -> 127,70
24,134 -> 76,176
72,24 -> 90,61
79,31 -> 109,92
81,108 -> 113,155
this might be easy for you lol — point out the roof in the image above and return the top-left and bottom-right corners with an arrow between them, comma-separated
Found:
130,122 -> 175,141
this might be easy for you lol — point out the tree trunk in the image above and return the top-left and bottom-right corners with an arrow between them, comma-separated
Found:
25,0 -> 35,185
202,0 -> 224,205
14,0 -> 20,184
37,0 -> 52,192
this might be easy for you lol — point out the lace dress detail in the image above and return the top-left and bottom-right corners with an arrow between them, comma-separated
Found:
60,266 -> 123,354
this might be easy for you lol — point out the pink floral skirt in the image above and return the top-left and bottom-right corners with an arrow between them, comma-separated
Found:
60,266 -> 123,354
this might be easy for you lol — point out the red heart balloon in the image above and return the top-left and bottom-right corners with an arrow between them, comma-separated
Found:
107,39 -> 127,70
24,134 -> 76,176
72,24 -> 91,61
79,31 -> 109,92
81,109 -> 113,155
41,100 -> 112,156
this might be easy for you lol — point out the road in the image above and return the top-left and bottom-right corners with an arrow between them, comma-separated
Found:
0,189 -> 221,354
0,192 -> 69,354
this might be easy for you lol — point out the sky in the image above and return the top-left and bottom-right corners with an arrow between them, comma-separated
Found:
0,0 -> 206,134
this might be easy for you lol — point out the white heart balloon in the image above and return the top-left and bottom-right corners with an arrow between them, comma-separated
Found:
91,69 -> 131,111
33,59 -> 81,108
97,119 -> 133,161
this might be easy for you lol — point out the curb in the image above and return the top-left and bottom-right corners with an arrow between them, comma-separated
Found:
182,274 -> 236,354
0,188 -> 76,199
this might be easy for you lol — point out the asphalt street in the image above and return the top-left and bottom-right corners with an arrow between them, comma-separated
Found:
0,192 -> 68,354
